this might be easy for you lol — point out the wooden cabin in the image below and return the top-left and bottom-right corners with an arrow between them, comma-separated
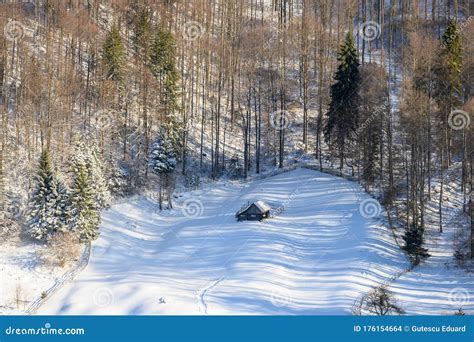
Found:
236,201 -> 271,221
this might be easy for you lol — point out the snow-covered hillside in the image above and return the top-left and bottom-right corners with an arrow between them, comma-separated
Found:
38,168 -> 412,315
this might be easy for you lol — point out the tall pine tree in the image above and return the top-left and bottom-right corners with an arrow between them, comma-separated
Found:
436,20 -> 463,110
150,27 -> 180,116
103,24 -> 125,83
435,20 -> 463,164
150,27 -> 183,161
324,32 -> 361,170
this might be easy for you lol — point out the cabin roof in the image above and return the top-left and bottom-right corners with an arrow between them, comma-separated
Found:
236,200 -> 271,216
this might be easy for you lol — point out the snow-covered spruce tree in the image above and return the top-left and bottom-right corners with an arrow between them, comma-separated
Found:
70,139 -> 111,210
324,32 -> 361,170
68,163 -> 100,242
402,224 -> 430,265
148,133 -> 177,210
106,156 -> 129,198
89,143 -> 112,209
27,150 -> 67,241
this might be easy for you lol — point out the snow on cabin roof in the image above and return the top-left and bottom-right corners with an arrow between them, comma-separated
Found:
254,200 -> 271,212
236,200 -> 271,216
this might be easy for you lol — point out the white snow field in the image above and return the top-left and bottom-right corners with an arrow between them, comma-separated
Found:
36,169 -> 471,315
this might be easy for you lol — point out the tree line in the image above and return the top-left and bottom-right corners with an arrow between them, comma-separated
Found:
0,1 -> 471,262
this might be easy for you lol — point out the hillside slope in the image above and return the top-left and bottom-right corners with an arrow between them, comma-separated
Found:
37,169 -> 408,314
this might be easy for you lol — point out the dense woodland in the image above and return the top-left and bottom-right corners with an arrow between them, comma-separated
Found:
0,0 -> 472,267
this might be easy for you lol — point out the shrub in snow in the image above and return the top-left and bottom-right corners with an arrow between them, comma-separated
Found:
185,174 -> 200,190
453,247 -> 470,268
15,284 -> 25,310
40,231 -> 80,268
355,285 -> 405,316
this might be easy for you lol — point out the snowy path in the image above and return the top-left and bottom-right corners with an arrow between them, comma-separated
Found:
37,168 -> 471,315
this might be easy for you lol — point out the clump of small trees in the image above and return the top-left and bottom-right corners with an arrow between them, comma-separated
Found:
27,138 -> 111,246
353,285 -> 405,316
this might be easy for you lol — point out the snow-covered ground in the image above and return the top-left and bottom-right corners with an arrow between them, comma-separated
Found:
3,168 -> 472,315
0,241 -> 82,314
390,165 -> 473,315
38,168 -> 411,315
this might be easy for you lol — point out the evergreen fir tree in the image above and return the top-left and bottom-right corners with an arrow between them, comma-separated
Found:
68,164 -> 100,242
89,143 -> 112,209
132,7 -> 152,57
324,32 -> 361,169
150,27 -> 180,114
402,224 -> 430,265
165,114 -> 185,159
434,20 -> 463,159
437,20 -> 463,106
103,24 -> 125,83
149,27 -> 182,162
106,156 -> 129,198
148,133 -> 177,209
56,175 -> 71,229
70,139 -> 111,210
27,150 -> 67,241
148,134 -> 177,175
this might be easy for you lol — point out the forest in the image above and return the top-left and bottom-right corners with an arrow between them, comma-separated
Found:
0,0 -> 472,315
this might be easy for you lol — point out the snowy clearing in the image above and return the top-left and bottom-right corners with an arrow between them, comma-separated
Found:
0,241 -> 86,314
36,169 -> 472,315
